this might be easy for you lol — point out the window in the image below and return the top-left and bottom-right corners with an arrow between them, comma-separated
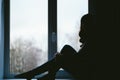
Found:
57,0 -> 88,78
57,0 -> 88,52
10,0 -> 48,74
5,0 -> 88,78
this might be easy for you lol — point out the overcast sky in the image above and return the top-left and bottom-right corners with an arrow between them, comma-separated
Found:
10,0 -> 88,52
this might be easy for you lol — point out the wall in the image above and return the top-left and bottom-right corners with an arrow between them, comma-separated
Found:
92,1 -> 120,80
0,0 -> 4,79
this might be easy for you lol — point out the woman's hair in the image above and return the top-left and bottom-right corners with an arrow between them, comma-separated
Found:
81,14 -> 95,32
79,14 -> 95,44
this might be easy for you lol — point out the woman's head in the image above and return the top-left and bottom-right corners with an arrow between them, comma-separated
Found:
79,14 -> 94,44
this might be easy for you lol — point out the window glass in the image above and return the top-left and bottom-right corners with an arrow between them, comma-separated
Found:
57,0 -> 88,52
10,0 -> 48,74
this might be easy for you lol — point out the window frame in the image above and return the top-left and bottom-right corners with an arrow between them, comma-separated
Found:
48,0 -> 57,60
4,0 -> 10,78
4,0 -> 90,79
0,0 -> 4,78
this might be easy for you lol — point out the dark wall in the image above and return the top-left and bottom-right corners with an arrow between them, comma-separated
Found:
0,0 -> 4,78
89,0 -> 120,80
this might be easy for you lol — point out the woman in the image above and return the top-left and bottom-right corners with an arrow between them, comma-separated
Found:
15,14 -> 94,80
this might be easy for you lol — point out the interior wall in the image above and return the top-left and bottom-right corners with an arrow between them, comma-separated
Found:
0,0 -> 4,79
89,0 -> 120,79
90,1 -> 120,80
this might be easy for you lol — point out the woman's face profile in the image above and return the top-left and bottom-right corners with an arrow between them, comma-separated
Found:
79,24 -> 86,44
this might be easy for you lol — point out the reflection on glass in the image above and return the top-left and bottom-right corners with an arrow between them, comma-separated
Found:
10,0 -> 48,74
57,0 -> 88,52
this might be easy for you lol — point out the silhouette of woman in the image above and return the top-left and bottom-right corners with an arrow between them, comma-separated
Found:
15,14 -> 94,80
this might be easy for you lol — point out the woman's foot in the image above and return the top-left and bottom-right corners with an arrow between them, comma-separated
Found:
15,71 -> 34,79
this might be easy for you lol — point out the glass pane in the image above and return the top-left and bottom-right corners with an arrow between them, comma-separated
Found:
57,0 -> 88,52
10,0 -> 48,74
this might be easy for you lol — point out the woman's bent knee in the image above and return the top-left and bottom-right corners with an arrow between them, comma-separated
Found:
60,45 -> 77,55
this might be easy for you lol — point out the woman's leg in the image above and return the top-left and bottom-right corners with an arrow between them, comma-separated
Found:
37,65 -> 60,80
15,45 -> 76,79
46,45 -> 88,80
58,46 -> 88,80
15,58 -> 57,79
37,45 -> 77,80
